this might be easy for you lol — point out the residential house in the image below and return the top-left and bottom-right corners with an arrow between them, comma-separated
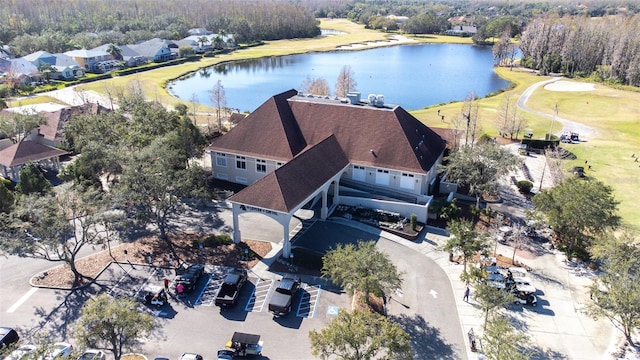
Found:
0,140 -> 68,182
22,51 -> 84,80
177,34 -> 236,53
64,49 -> 112,73
0,58 -> 40,84
444,25 -> 478,37
27,103 -> 109,148
91,44 -> 146,67
0,45 -> 14,60
128,38 -> 176,62
207,90 -> 446,257
188,28 -> 211,36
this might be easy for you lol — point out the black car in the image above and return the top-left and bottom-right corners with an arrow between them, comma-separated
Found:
0,327 -> 19,350
174,263 -> 205,292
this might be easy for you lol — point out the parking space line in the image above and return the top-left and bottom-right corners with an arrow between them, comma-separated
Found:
6,287 -> 38,313
195,266 -> 231,306
296,284 -> 321,318
245,279 -> 274,312
106,264 -> 136,297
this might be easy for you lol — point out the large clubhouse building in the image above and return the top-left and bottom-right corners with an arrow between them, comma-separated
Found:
207,89 -> 446,257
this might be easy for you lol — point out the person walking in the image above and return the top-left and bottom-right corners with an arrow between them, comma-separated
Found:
463,286 -> 470,302
163,278 -> 169,291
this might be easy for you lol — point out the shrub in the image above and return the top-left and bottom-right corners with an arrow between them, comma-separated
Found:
192,233 -> 233,248
410,213 -> 418,231
516,180 -> 533,194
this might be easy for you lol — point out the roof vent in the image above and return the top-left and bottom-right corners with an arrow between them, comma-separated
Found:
347,92 -> 361,105
367,94 -> 385,107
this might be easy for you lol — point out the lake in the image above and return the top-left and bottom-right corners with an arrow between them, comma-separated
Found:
168,43 -> 510,112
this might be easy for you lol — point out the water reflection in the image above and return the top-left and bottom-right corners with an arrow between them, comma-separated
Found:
169,44 -> 512,112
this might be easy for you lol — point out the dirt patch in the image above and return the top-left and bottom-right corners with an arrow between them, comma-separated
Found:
31,233 -> 272,289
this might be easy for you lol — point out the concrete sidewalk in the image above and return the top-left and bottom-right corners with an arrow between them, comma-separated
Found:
321,218 -> 613,359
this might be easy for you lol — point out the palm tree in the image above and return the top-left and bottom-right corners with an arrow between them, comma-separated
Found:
106,44 -> 123,61
38,63 -> 55,83
197,36 -> 209,51
213,35 -> 223,50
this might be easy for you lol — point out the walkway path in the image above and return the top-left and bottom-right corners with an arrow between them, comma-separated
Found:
516,76 -> 596,139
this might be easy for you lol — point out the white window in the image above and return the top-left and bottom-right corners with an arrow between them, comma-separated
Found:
215,153 -> 227,167
400,173 -> 415,189
236,156 -> 246,170
256,159 -> 266,173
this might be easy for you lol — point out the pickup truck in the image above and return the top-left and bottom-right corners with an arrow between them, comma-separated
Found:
268,278 -> 301,317
214,268 -> 248,307
174,263 -> 205,293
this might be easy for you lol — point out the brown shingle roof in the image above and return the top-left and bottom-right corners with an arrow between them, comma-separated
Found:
229,134 -> 349,213
38,103 -> 109,142
0,141 -> 68,167
209,89 -> 445,173
209,89 -> 306,161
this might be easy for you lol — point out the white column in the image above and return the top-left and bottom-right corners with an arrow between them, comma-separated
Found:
282,214 -> 291,258
320,188 -> 328,220
232,205 -> 241,244
333,179 -> 340,204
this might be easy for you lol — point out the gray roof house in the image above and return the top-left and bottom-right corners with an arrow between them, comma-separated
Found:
22,51 -> 83,80
92,44 -> 146,67
64,49 -> 112,73
0,58 -> 40,83
127,38 -> 175,62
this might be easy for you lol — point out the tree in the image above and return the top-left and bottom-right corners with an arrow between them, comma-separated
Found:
197,36 -> 209,50
322,241 -> 403,306
335,65 -> 357,97
74,294 -> 155,360
441,141 -> 521,208
178,46 -> 194,57
474,281 -> 515,330
15,162 -> 52,195
459,91 -> 480,147
209,79 -> 227,132
0,181 -> 14,213
0,188 -> 109,285
443,218 -> 489,275
299,75 -> 330,96
584,231 -> 640,346
309,309 -> 413,360
0,111 -> 47,143
495,93 -> 522,139
106,44 -> 123,61
482,315 -> 531,360
37,63 -> 55,83
532,177 -> 620,256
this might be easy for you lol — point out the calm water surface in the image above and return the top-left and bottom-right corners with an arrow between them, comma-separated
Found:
168,44 -> 509,112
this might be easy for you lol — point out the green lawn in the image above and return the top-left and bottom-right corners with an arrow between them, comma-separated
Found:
15,19 -> 640,230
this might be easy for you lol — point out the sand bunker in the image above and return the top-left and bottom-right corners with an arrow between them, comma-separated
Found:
336,35 -> 417,50
544,80 -> 595,92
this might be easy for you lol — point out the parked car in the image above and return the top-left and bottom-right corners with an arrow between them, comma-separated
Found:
77,349 -> 105,360
0,327 -> 19,351
214,268 -> 248,308
139,284 -> 169,306
268,278 -> 301,317
174,263 -> 205,293
4,344 -> 36,360
43,342 -> 73,360
178,353 -> 203,360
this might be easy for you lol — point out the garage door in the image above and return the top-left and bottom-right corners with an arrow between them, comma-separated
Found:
352,166 -> 366,182
375,169 -> 390,186
400,173 -> 415,190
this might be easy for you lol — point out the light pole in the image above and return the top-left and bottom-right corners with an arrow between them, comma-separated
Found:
547,102 -> 558,140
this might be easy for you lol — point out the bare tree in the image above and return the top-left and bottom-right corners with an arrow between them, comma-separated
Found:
209,79 -> 227,133
300,75 -> 330,96
460,91 -> 481,147
335,65 -> 357,97
190,93 -> 199,126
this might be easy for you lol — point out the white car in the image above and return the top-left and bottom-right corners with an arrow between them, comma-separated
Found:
43,342 -> 73,360
77,350 -> 105,360
4,344 -> 36,360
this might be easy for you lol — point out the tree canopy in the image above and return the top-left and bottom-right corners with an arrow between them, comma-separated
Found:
335,65 -> 358,98
74,294 -> 155,360
441,141 -> 521,208
585,231 -> 640,346
16,162 -> 52,195
482,315 -> 531,360
532,177 -> 620,256
443,218 -> 489,274
322,240 -> 403,305
309,309 -> 413,360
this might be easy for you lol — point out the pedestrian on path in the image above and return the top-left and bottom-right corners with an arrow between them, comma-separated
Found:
163,278 -> 169,291
463,286 -> 470,302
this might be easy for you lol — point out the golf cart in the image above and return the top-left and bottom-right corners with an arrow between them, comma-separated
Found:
512,284 -> 538,306
219,332 -> 263,358
140,284 -> 168,306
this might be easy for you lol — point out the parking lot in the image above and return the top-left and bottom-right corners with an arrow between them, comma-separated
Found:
88,261 -> 343,359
